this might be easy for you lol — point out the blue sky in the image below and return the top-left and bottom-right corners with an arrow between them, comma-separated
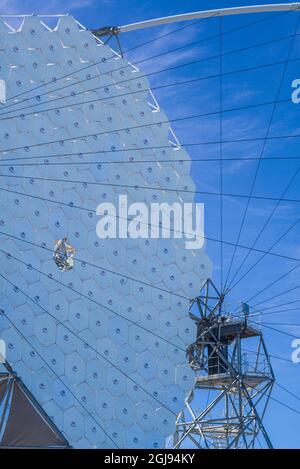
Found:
1,0 -> 300,448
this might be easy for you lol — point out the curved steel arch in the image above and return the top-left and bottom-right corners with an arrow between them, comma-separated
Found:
92,3 -> 300,36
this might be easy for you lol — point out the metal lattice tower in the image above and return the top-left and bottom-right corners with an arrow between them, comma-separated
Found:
172,279 -> 275,449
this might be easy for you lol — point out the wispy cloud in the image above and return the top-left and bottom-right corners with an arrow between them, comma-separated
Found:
0,0 -> 96,14
127,19 -> 211,74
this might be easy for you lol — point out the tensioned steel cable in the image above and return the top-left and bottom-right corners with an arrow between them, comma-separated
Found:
1,10 -> 290,114
254,307 -> 300,317
274,382 -> 300,403
232,292 -> 300,321
246,382 -> 300,417
0,96 -> 298,156
0,247 -> 187,353
1,31 -> 298,121
264,394 -> 300,417
248,299 -> 300,315
0,93 -> 299,168
3,154 -> 300,168
223,13 -> 300,293
0,269 -> 178,417
252,298 -> 300,314
0,303 -> 119,448
251,283 -> 300,310
226,164 -> 300,292
0,229 -> 189,301
243,348 -> 293,364
5,172 -> 300,206
219,16 -> 223,293
1,53 -> 298,124
234,263 -> 300,311
1,185 -> 300,265
256,308 -> 300,327
229,212 -> 300,293
237,202 -> 300,310
230,311 -> 299,339
225,66 -> 300,291
121,9 -> 294,53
